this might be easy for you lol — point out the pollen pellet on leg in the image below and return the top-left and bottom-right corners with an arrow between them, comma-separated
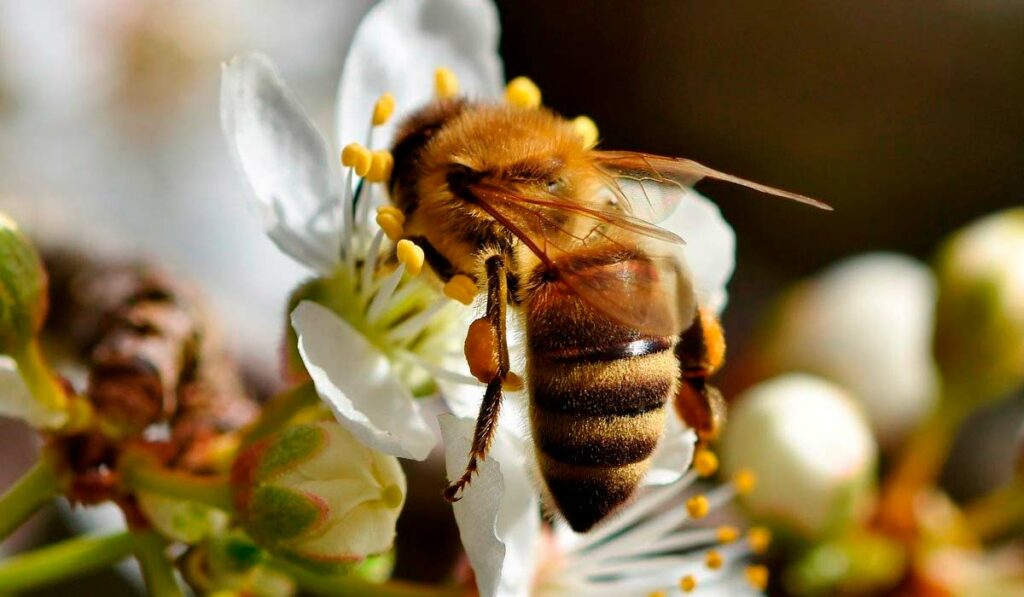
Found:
465,318 -> 499,383
396,239 -> 425,276
444,274 -> 478,305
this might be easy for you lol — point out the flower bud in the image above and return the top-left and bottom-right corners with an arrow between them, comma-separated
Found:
137,490 -> 229,544
0,212 -> 47,353
933,208 -> 1024,400
180,533 -> 296,597
231,421 -> 405,573
762,253 -> 938,448
721,374 -> 877,541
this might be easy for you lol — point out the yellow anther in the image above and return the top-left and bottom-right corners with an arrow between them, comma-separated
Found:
686,495 -> 709,519
367,150 -> 394,183
693,448 -> 719,477
747,526 -> 772,554
503,372 -> 524,392
341,143 -> 372,177
396,239 -> 425,276
505,76 -> 541,109
716,525 -> 740,544
372,92 -> 396,126
435,67 -> 459,99
705,549 -> 724,570
679,576 -> 697,592
572,115 -> 599,148
648,592 -> 668,597
465,318 -> 499,384
443,274 -> 478,305
377,205 -> 405,224
733,468 -> 757,495
375,209 -> 404,242
745,565 -> 769,591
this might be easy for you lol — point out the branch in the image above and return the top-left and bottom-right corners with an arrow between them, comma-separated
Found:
0,532 -> 133,592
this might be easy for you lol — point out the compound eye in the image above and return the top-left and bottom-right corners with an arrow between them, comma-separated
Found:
546,178 -> 566,194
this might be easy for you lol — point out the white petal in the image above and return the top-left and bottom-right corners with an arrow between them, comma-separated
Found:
0,356 -> 67,429
439,414 -> 539,597
336,0 -> 504,149
645,414 -> 697,486
221,53 -> 342,274
661,190 -> 736,314
292,301 -> 435,460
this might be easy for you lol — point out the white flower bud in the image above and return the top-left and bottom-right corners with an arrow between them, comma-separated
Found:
934,208 -> 1024,400
763,253 -> 939,448
721,374 -> 877,541
231,421 -> 405,573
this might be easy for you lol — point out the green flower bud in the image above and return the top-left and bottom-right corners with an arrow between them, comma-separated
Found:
934,208 -> 1024,401
137,490 -> 229,544
231,421 -> 405,574
0,212 -> 47,353
181,533 -> 296,597
721,374 -> 878,542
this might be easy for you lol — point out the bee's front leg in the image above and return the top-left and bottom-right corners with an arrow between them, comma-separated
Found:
675,306 -> 727,443
443,254 -> 510,502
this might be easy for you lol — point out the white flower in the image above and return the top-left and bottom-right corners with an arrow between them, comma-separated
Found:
762,253 -> 939,448
721,374 -> 877,541
224,0 -> 738,593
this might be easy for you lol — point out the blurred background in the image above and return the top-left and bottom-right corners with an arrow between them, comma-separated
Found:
0,0 -> 1021,593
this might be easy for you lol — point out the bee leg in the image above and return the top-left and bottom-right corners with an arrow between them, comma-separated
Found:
444,255 -> 509,502
675,306 -> 727,443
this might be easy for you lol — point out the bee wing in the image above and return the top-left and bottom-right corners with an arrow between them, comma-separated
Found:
470,183 -> 695,336
592,150 -> 831,222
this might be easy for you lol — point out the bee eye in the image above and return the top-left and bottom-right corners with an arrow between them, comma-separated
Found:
546,178 -> 565,193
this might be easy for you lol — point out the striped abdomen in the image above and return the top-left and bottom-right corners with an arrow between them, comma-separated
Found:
525,252 -> 680,532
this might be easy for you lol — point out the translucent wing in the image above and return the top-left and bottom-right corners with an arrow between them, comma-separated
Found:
592,150 -> 831,223
470,183 -> 696,337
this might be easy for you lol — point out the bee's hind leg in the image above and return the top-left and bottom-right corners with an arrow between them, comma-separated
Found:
444,255 -> 510,502
675,306 -> 727,443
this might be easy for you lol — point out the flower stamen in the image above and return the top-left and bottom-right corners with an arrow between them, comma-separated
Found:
505,76 -> 541,108
443,274 -> 478,305
693,447 -> 719,477
376,206 -> 405,241
747,526 -> 772,555
572,115 -> 599,148
685,494 -> 710,519
372,92 -> 396,126
745,565 -> 770,590
396,239 -> 425,277
435,67 -> 459,98
679,575 -> 697,592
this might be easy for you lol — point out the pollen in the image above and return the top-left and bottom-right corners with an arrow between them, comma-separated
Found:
733,468 -> 757,495
396,239 -> 425,276
572,115 -> 599,148
716,525 -> 740,544
503,372 -> 524,392
693,448 -> 719,477
505,76 -> 541,109
435,67 -> 459,99
686,495 -> 710,519
372,92 -> 396,126
376,207 -> 405,241
465,318 -> 499,383
647,592 -> 668,597
341,143 -> 373,177
747,526 -> 772,554
367,150 -> 394,183
745,565 -> 770,591
679,575 -> 697,592
443,274 -> 478,305
705,549 -> 724,570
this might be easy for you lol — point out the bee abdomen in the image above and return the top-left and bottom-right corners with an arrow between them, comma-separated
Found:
529,349 -> 677,532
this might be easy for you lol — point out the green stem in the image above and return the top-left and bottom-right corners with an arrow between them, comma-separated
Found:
123,464 -> 233,512
132,531 -> 184,597
964,478 -> 1024,542
0,457 -> 60,541
11,339 -> 68,421
0,532 -> 134,592
243,382 -> 320,446
268,557 -> 461,597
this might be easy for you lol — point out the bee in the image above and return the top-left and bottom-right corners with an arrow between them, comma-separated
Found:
386,98 -> 827,532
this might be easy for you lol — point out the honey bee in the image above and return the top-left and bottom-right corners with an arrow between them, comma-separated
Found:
386,98 -> 827,532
